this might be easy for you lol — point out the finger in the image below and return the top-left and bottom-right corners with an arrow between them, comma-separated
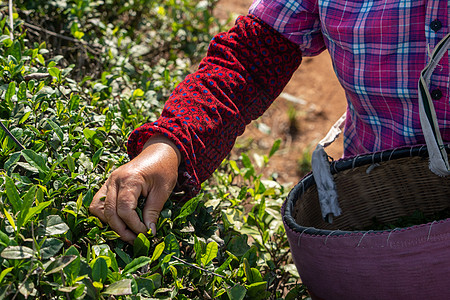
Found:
143,187 -> 171,235
116,182 -> 148,234
103,179 -> 137,243
90,182 -> 108,223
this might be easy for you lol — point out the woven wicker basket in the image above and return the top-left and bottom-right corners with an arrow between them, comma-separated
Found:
283,145 -> 450,300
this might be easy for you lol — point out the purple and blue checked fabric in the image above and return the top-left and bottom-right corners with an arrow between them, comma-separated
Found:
250,0 -> 450,157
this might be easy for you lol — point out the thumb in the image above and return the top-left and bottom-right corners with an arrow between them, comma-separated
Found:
143,187 -> 170,235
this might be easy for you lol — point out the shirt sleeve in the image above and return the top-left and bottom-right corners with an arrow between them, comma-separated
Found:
249,0 -> 326,56
127,14 -> 302,198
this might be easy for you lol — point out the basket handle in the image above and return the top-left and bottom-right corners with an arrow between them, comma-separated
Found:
311,112 -> 346,223
418,32 -> 450,176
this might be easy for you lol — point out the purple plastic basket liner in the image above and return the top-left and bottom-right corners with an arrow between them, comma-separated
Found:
283,145 -> 450,299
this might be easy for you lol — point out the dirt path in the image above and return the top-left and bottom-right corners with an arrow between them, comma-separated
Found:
215,0 -> 347,185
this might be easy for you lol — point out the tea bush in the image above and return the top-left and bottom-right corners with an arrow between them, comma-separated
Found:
0,1 -> 308,299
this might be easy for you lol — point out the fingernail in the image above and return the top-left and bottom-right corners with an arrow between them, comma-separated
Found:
150,223 -> 157,236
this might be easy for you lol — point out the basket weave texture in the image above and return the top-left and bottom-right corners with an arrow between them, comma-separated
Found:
283,146 -> 450,299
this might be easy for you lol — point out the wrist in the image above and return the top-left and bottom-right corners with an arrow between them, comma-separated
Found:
142,134 -> 182,167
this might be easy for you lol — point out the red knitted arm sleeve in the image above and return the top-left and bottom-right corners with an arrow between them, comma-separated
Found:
127,14 -> 302,198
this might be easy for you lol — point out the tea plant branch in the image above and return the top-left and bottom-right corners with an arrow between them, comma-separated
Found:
274,240 -> 290,266
22,21 -> 102,55
24,73 -> 51,81
60,270 -> 71,300
0,120 -> 25,150
164,251 -> 226,279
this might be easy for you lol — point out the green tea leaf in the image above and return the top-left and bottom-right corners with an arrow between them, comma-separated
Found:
18,111 -> 31,124
1,246 -> 34,260
108,250 -> 119,273
132,88 -> 144,97
64,246 -> 81,279
46,119 -> 64,142
3,209 -> 15,231
241,153 -> 252,169
173,193 -> 202,221
5,176 -> 21,212
27,80 -> 35,93
4,152 -> 20,172
243,258 -> 253,283
123,256 -> 151,274
216,255 -> 235,274
22,201 -> 52,227
135,278 -> 156,297
0,267 -> 13,283
92,147 -> 104,168
66,154 -> 75,173
40,238 -> 64,260
164,233 -> 180,257
92,257 -> 108,283
201,241 -> 218,266
150,241 -> 165,263
22,149 -> 50,174
250,268 -> 263,283
102,279 -> 132,296
0,230 -> 10,247
269,139 -> 281,158
226,284 -> 246,300
69,94 -> 80,111
83,128 -> 103,148
133,233 -> 150,257
17,185 -> 37,228
104,111 -> 113,132
43,215 -> 70,236
45,255 -> 77,275
115,247 -> 131,265
21,185 -> 37,211
17,81 -> 26,102
5,82 -> 15,103
246,281 -> 268,299
48,67 -> 61,81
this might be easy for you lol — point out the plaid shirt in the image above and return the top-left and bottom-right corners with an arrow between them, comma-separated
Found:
128,1 -> 450,196
250,0 -> 450,156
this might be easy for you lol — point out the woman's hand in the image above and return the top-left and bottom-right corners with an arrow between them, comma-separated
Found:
89,135 -> 181,243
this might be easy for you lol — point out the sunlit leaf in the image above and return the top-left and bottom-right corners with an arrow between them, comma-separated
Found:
201,241 -> 218,266
102,279 -> 132,296
0,267 -> 13,282
48,67 -> 61,81
43,215 -> 69,236
150,241 -> 165,263
3,209 -> 15,231
133,233 -> 150,257
1,246 -> 34,260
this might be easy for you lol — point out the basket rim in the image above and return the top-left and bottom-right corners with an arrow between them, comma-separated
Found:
283,144 -> 450,237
